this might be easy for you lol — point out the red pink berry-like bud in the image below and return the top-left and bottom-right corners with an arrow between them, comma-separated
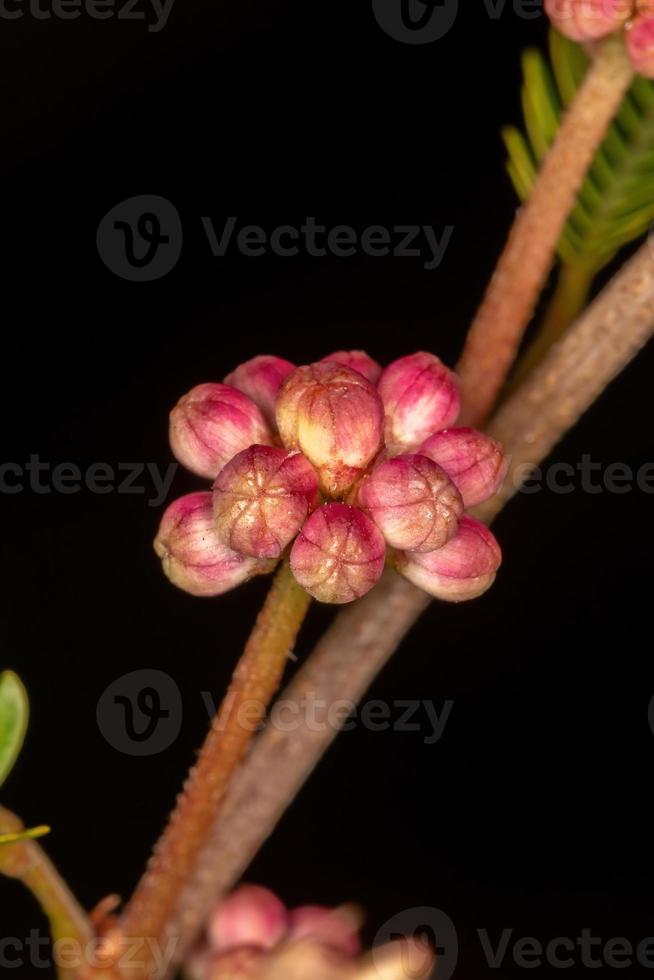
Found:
224,355 -> 296,423
321,350 -> 383,385
208,886 -> 289,954
377,352 -> 460,454
394,515 -> 502,602
418,428 -> 506,508
627,14 -> 654,77
544,0 -> 631,40
170,383 -> 273,480
213,446 -> 320,559
288,907 -> 362,957
276,363 -> 384,498
290,503 -> 386,604
154,493 -> 258,597
358,454 -> 463,553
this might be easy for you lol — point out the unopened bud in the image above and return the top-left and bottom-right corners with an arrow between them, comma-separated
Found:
213,446 -> 320,559
224,355 -> 296,423
544,0 -> 630,40
170,383 -> 273,480
394,515 -> 501,601
288,906 -> 362,958
627,13 -> 654,76
419,427 -> 506,507
276,363 -> 384,498
290,503 -> 386,603
208,886 -> 289,954
154,493 -> 258,597
358,454 -> 463,552
377,352 -> 460,454
321,350 -> 383,384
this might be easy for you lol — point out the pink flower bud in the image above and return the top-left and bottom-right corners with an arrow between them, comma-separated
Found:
394,515 -> 502,602
213,446 -> 320,559
544,0 -> 631,40
224,355 -> 296,423
358,454 -> 463,553
290,503 -> 386,603
208,885 -> 289,954
321,350 -> 383,385
276,363 -> 384,498
288,907 -> 362,958
627,13 -> 654,76
418,428 -> 506,508
170,383 -> 273,480
154,493 -> 258,597
377,352 -> 460,454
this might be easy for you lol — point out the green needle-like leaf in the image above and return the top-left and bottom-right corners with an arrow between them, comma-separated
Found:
0,671 -> 29,789
503,29 -> 654,274
0,825 -> 50,847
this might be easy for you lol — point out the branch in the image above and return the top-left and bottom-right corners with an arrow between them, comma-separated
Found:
457,33 -> 633,428
160,239 -> 654,977
0,806 -> 93,980
112,561 -> 310,978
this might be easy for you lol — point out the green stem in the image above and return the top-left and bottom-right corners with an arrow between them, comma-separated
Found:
0,806 -> 93,980
108,561 -> 311,979
508,262 -> 594,392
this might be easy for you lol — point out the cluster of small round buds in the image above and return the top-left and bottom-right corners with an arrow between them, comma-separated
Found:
545,0 -> 654,78
157,349 -> 505,606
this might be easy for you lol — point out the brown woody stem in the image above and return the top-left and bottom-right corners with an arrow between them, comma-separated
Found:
457,33 -> 633,428
159,239 -> 654,978
112,560 -> 311,978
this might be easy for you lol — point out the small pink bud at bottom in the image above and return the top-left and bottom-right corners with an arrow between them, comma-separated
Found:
154,493 -> 258,597
224,355 -> 296,423
291,504 -> 386,604
208,885 -> 289,954
544,0 -> 630,40
394,515 -> 501,602
321,350 -> 383,384
627,14 -> 654,76
288,906 -> 362,958
358,454 -> 463,553
170,383 -> 273,480
419,428 -> 506,508
377,352 -> 460,454
276,362 -> 384,498
203,948 -> 267,980
213,446 -> 320,559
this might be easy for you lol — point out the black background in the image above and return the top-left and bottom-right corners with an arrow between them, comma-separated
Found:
1,1 -> 653,977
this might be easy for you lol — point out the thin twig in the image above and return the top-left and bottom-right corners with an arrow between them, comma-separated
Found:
0,806 -> 93,980
457,33 -> 633,428
110,561 -> 311,978
161,239 -> 654,977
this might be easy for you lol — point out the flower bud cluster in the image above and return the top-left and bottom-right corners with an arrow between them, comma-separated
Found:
187,885 -> 361,980
158,350 -> 504,604
545,0 -> 654,77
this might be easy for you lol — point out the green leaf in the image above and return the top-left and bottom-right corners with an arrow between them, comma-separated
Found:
503,29 -> 654,274
0,825 -> 50,847
0,671 -> 29,789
